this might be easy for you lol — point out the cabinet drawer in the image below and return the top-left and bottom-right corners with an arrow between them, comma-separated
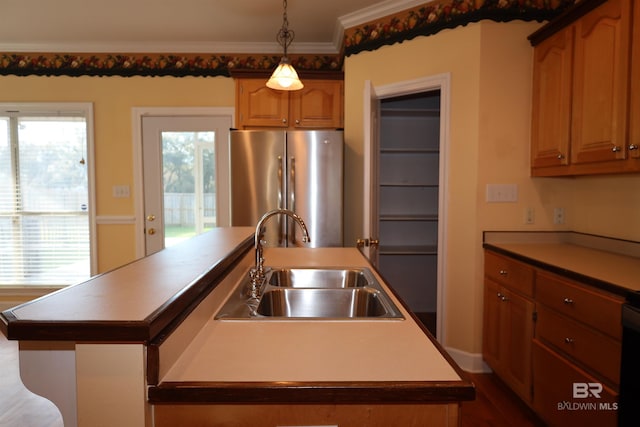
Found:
484,251 -> 534,297
535,271 -> 623,340
533,340 -> 618,427
536,305 -> 621,387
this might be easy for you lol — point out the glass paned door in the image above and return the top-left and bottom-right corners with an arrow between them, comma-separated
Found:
161,131 -> 215,247
141,115 -> 231,255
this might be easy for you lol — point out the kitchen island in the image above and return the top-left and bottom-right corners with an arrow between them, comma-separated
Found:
1,227 -> 474,427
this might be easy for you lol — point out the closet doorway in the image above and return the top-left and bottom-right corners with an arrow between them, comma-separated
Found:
362,75 -> 449,340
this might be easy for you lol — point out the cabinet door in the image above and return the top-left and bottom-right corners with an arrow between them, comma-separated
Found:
289,80 -> 343,128
533,340 -> 618,427
531,27 -> 573,169
482,279 -> 503,372
571,0 -> 631,164
501,288 -> 534,403
630,0 -> 640,160
236,79 -> 289,128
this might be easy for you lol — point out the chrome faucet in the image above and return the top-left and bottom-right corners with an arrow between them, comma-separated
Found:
249,209 -> 310,297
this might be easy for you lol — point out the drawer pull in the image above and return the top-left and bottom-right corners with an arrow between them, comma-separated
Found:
499,269 -> 508,276
563,297 -> 574,305
497,292 -> 508,302
564,337 -> 574,344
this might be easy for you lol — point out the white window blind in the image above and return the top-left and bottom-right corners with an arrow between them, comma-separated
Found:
0,113 -> 91,285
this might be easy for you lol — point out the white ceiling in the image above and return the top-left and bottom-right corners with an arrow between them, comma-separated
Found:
1,0 -> 428,54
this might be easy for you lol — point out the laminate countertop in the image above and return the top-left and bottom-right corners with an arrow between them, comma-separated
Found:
0,227 -> 255,342
149,247 -> 474,404
483,231 -> 640,296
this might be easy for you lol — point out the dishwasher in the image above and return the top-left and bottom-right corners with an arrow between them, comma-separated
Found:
618,291 -> 640,426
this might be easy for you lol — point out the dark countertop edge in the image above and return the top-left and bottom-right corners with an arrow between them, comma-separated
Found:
147,380 -> 475,404
528,0 -> 607,46
0,233 -> 254,343
482,243 -> 632,299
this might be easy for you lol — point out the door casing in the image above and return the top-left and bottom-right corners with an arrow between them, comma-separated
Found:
132,107 -> 234,258
362,74 -> 450,343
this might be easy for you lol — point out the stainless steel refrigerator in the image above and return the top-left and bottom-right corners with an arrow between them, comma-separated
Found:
229,130 -> 343,247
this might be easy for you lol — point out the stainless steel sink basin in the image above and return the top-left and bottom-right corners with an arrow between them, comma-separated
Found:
215,267 -> 404,320
256,288 -> 393,318
268,268 -> 368,288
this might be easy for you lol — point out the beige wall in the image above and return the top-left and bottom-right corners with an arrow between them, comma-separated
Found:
1,75 -> 235,272
344,20 -> 640,357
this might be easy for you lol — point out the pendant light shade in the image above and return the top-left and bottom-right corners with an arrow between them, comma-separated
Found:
266,57 -> 304,90
267,0 -> 303,91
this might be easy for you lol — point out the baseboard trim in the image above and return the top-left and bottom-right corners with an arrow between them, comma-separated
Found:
444,346 -> 492,373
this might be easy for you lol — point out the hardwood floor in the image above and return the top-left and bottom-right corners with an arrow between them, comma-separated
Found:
0,331 -> 544,426
461,372 -> 546,427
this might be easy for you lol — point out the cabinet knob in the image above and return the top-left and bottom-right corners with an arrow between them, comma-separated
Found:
612,146 -> 622,152
498,269 -> 508,276
563,297 -> 574,305
629,144 -> 639,151
557,154 -> 564,159
564,337 -> 574,344
295,119 -> 300,125
282,118 -> 287,124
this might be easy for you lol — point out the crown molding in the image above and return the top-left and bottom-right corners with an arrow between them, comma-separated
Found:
338,0 -> 428,29
0,41 -> 339,55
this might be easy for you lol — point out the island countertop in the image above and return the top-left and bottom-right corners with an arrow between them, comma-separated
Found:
149,246 -> 474,404
0,227 -> 255,342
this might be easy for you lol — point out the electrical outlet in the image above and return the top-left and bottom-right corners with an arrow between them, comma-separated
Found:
554,207 -> 565,224
524,207 -> 535,224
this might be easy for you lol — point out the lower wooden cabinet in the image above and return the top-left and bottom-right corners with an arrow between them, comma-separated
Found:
483,249 -> 623,426
483,278 -> 534,403
533,340 -> 618,427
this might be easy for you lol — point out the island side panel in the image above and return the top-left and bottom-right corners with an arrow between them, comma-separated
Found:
154,403 -> 461,427
19,341 -> 76,427
76,343 -> 150,427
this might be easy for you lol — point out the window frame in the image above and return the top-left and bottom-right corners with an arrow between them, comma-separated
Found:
0,102 -> 97,289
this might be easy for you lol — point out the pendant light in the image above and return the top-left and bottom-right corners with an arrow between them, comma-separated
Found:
266,0 -> 304,91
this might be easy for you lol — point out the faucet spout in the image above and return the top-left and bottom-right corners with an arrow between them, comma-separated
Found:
250,209 -> 310,296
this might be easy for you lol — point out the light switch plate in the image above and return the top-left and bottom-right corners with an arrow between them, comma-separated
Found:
486,184 -> 518,203
112,185 -> 130,198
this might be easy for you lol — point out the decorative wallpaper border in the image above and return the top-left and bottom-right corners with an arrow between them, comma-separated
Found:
0,53 -> 342,78
0,0 -> 574,78
343,0 -> 576,56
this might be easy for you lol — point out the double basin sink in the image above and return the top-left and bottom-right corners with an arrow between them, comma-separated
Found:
215,267 -> 404,320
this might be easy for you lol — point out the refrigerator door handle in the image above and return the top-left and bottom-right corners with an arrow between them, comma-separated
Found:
289,156 -> 296,243
277,155 -> 284,244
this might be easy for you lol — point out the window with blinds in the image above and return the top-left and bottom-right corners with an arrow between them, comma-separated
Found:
0,108 -> 93,286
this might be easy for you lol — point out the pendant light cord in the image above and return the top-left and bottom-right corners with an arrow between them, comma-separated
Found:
276,0 -> 294,57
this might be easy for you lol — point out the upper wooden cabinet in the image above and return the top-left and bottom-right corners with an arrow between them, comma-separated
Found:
531,27 -> 574,169
235,78 -> 343,129
630,0 -> 640,160
530,0 -> 638,176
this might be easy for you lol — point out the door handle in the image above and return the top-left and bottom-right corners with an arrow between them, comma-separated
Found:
356,238 -> 379,247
